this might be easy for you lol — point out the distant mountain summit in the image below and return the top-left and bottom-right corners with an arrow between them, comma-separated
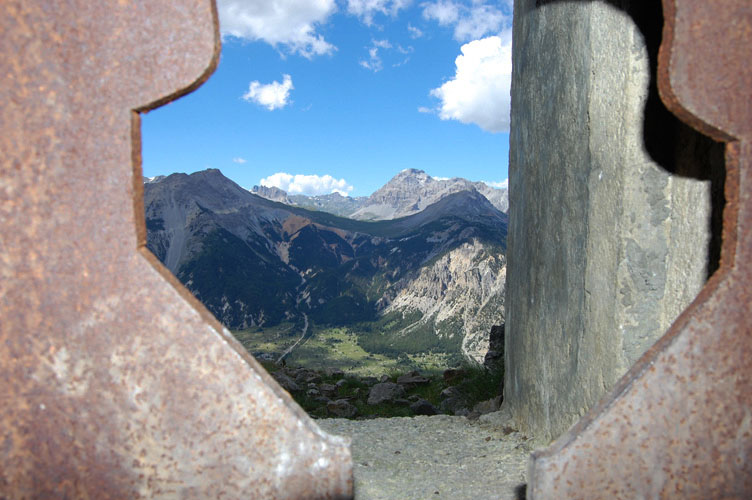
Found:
350,169 -> 508,220
250,169 -> 508,220
145,169 -> 507,363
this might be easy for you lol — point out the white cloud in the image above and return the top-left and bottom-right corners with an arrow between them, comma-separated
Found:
232,157 -> 247,164
454,4 -> 506,41
422,0 -> 511,42
407,23 -> 424,38
417,106 -> 433,113
242,74 -> 294,110
429,35 -> 512,133
422,0 -> 460,26
347,0 -> 412,25
260,172 -> 355,196
373,39 -> 393,49
360,39 -> 412,72
484,179 -> 508,189
217,0 -> 337,58
360,47 -> 384,72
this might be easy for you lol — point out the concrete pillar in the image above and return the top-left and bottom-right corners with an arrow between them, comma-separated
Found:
504,0 -> 724,442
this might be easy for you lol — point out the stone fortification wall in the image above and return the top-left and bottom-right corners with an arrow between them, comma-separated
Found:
504,0 -> 724,443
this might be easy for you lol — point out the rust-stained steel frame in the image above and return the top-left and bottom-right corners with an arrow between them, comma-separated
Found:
0,1 -> 351,498
2,0 -> 750,498
529,0 -> 752,497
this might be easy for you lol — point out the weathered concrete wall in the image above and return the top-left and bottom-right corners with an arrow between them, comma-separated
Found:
504,0 -> 724,443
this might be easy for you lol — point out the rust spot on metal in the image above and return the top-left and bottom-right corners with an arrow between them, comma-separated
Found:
0,1 -> 352,498
529,0 -> 752,498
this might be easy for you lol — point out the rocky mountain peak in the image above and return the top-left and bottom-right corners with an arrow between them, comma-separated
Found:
350,170 -> 508,221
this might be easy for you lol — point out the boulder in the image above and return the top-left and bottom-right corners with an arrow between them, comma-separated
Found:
484,324 -> 505,371
327,399 -> 358,418
454,408 -> 470,417
367,382 -> 406,405
396,371 -> 430,388
319,383 -> 338,398
440,386 -> 462,400
473,396 -> 502,415
442,368 -> 466,384
410,399 -> 439,416
379,375 -> 390,383
439,386 -> 469,415
272,372 -> 300,393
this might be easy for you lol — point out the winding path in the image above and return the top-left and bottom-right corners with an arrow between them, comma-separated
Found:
276,313 -> 309,365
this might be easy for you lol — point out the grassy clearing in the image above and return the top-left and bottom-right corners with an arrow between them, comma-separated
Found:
234,324 -> 459,376
232,322 -> 298,358
286,327 -> 402,377
231,323 -> 505,420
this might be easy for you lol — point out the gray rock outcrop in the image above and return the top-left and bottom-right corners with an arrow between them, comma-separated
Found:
351,169 -> 508,220
504,0 -> 724,443
384,240 -> 506,363
367,382 -> 406,405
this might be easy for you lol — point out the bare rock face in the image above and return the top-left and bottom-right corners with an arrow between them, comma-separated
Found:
351,169 -> 508,220
367,383 -> 406,405
250,185 -> 292,204
384,240 -> 506,363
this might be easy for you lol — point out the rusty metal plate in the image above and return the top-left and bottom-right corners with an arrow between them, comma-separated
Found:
0,1 -> 352,498
529,0 -> 752,498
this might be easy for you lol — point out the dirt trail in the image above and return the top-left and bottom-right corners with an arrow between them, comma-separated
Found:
276,313 -> 308,364
318,410 -> 530,500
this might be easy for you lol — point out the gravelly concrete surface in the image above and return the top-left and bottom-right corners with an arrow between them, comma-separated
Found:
317,412 -> 532,500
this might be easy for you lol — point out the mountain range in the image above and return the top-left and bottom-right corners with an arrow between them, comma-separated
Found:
250,168 -> 509,219
144,169 -> 508,363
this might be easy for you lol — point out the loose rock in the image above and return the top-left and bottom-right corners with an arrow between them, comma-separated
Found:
327,399 -> 358,418
410,399 -> 439,416
396,371 -> 430,388
367,382 -> 406,405
272,372 -> 300,392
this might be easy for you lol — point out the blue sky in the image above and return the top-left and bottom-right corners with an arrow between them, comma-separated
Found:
141,0 -> 513,197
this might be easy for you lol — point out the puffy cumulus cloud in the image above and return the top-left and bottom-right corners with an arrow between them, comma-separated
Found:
429,35 -> 512,133
421,0 -> 459,26
422,0 -> 511,42
217,0 -> 337,58
260,172 -> 355,196
242,74 -> 294,110
347,0 -> 412,25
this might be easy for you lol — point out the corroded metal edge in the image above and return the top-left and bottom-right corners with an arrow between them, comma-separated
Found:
0,1 -> 352,498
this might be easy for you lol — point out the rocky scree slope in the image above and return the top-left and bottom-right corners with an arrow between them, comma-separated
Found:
144,169 -> 507,361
